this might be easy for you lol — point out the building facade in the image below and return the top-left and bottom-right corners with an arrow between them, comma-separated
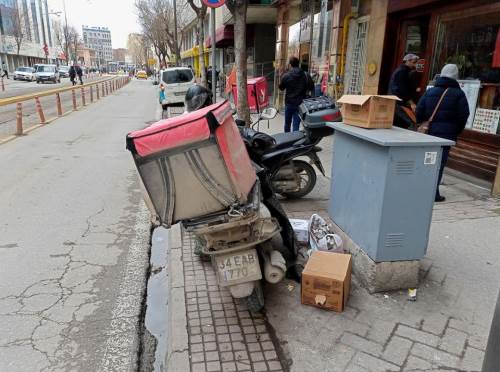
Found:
113,48 -> 127,63
0,0 -> 59,72
82,26 -> 113,67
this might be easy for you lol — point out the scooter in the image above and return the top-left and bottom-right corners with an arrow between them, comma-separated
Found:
237,96 -> 341,198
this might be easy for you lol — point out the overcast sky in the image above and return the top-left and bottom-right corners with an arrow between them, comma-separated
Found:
47,0 -> 141,48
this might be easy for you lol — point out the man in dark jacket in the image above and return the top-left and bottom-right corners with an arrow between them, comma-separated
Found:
389,53 -> 419,128
75,65 -> 83,85
416,64 -> 470,202
69,65 -> 76,86
279,57 -> 314,132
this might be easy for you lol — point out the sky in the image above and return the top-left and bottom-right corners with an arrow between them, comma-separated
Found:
47,0 -> 142,48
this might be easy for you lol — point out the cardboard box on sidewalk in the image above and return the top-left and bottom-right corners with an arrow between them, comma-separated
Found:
301,251 -> 352,312
337,95 -> 400,129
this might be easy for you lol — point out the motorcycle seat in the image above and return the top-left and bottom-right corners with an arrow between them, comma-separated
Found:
271,132 -> 306,150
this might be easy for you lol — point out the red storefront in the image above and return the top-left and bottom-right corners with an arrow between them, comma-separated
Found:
380,0 -> 500,184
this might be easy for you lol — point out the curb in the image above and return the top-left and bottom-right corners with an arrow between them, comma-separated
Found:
165,223 -> 190,371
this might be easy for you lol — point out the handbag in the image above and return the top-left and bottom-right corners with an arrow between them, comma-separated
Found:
417,88 -> 449,134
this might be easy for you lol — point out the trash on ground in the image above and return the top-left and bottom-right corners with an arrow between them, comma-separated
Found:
408,288 -> 417,301
301,251 -> 352,312
287,283 -> 295,292
289,219 -> 309,246
383,294 -> 389,299
308,214 -> 344,255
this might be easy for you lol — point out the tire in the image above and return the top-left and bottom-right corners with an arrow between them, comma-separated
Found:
36,80 -> 40,84
278,160 -> 317,199
244,281 -> 265,313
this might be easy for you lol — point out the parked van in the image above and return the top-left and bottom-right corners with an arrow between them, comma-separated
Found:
35,64 -> 60,84
159,67 -> 195,109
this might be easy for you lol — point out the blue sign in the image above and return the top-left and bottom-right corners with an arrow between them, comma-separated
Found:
202,0 -> 225,8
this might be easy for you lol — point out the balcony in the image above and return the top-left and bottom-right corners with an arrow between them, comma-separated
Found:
222,1 -> 277,25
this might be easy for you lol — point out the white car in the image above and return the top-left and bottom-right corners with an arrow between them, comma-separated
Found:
13,67 -> 35,81
159,67 -> 195,109
35,64 -> 60,84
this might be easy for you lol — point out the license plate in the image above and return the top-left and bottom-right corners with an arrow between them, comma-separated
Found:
174,91 -> 186,96
215,249 -> 261,286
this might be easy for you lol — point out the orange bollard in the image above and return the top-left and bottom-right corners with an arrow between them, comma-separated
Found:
81,87 -> 86,106
56,93 -> 63,116
35,97 -> 46,124
96,84 -> 100,99
1,77 -> 4,92
16,102 -> 23,135
102,83 -> 105,97
90,85 -> 94,102
105,82 -> 109,95
72,89 -> 77,110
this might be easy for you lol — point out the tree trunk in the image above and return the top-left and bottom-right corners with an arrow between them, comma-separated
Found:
233,6 -> 250,125
198,16 -> 207,88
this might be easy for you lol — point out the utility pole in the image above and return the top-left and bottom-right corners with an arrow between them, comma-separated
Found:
63,0 -> 69,64
173,0 -> 179,66
211,8 -> 216,102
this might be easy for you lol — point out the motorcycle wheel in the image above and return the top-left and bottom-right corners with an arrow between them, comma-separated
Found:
244,281 -> 264,313
279,160 -> 317,199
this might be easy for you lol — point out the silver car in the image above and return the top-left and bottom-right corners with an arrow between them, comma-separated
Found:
35,64 -> 61,84
14,67 -> 35,82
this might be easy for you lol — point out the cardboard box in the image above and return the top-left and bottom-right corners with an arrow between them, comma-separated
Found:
337,95 -> 400,129
289,219 -> 309,245
301,251 -> 352,312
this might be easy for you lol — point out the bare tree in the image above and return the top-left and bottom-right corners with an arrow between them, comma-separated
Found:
187,0 -> 207,87
127,33 -> 147,66
226,0 -> 250,125
9,5 -> 26,57
53,20 -> 73,64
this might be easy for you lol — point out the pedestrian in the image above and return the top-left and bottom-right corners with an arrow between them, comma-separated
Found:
279,57 -> 314,132
75,65 -> 83,85
2,61 -> 9,79
69,65 -> 76,86
388,53 -> 420,128
416,64 -> 469,202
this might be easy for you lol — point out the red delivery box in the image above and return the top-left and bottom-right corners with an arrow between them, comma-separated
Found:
232,76 -> 269,113
126,100 -> 257,227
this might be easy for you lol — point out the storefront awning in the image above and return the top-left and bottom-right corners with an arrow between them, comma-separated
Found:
181,46 -> 213,59
205,25 -> 234,48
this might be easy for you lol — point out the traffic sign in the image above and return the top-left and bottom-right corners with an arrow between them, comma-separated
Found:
148,58 -> 156,66
201,0 -> 225,8
43,44 -> 49,56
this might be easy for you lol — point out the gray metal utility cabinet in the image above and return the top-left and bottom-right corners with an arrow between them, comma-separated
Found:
327,123 -> 454,291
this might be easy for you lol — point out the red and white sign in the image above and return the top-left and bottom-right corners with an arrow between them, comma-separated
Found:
201,0 -> 225,8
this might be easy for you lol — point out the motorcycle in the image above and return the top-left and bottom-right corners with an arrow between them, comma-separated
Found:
237,96 -> 341,199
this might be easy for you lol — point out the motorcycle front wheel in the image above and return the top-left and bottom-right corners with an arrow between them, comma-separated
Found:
279,159 -> 317,199
245,281 -> 265,313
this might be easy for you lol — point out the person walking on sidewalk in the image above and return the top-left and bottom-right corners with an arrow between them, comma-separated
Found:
75,65 -> 83,85
416,64 -> 469,202
2,61 -> 9,79
388,53 -> 419,128
279,57 -> 314,132
69,65 -> 77,86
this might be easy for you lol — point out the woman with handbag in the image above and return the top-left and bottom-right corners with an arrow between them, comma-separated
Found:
416,64 -> 470,202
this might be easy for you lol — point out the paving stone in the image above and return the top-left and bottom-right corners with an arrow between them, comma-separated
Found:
350,352 -> 400,371
267,360 -> 283,371
204,342 -> 217,352
236,360 -> 252,371
344,363 -> 370,372
206,360 -> 221,372
220,352 -> 234,362
438,328 -> 467,355
206,351 -> 220,362
395,324 -> 440,347
192,363 -> 206,372
340,332 -> 383,356
234,350 -> 249,361
192,352 -> 205,363
260,341 -> 274,351
366,319 -> 396,345
253,361 -> 268,372
460,346 -> 484,371
382,335 -> 412,366
410,343 -> 460,369
247,342 -> 261,352
404,355 -> 433,370
468,334 -> 488,350
264,350 -> 277,360
422,314 -> 449,335
221,361 -> 236,372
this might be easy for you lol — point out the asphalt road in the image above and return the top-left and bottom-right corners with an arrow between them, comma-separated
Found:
0,79 -> 158,371
0,75 -> 126,138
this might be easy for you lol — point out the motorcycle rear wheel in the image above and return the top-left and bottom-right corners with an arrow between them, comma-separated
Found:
244,281 -> 265,313
279,160 -> 317,199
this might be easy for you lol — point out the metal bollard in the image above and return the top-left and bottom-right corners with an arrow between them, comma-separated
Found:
72,89 -> 77,110
81,87 -> 86,106
56,93 -> 63,116
35,97 -> 46,124
90,85 -> 94,103
16,102 -> 23,135
96,83 -> 100,99
102,83 -> 105,97
105,82 -> 109,95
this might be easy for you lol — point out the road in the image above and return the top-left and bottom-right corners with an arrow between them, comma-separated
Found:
0,75 -> 130,138
0,79 -> 158,371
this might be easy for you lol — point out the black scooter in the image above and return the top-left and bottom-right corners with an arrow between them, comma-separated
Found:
237,96 -> 341,198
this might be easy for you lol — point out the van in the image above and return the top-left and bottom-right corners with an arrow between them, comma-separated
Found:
35,64 -> 60,84
159,67 -> 195,109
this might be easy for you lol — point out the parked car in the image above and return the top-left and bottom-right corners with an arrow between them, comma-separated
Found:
135,70 -> 148,79
158,67 -> 195,109
35,64 -> 60,84
59,65 -> 70,78
13,67 -> 35,81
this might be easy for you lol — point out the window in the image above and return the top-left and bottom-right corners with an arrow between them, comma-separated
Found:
162,69 -> 194,84
30,0 -> 40,43
22,0 -> 31,40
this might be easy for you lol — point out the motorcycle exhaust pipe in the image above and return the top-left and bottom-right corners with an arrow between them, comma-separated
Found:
263,250 -> 286,284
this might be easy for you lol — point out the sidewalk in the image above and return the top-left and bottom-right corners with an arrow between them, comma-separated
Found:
167,112 -> 500,371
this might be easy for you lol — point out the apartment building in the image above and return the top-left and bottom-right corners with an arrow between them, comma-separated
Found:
82,26 -> 113,66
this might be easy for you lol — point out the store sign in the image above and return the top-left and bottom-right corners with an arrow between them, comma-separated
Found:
201,0 -> 225,8
416,59 -> 425,72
